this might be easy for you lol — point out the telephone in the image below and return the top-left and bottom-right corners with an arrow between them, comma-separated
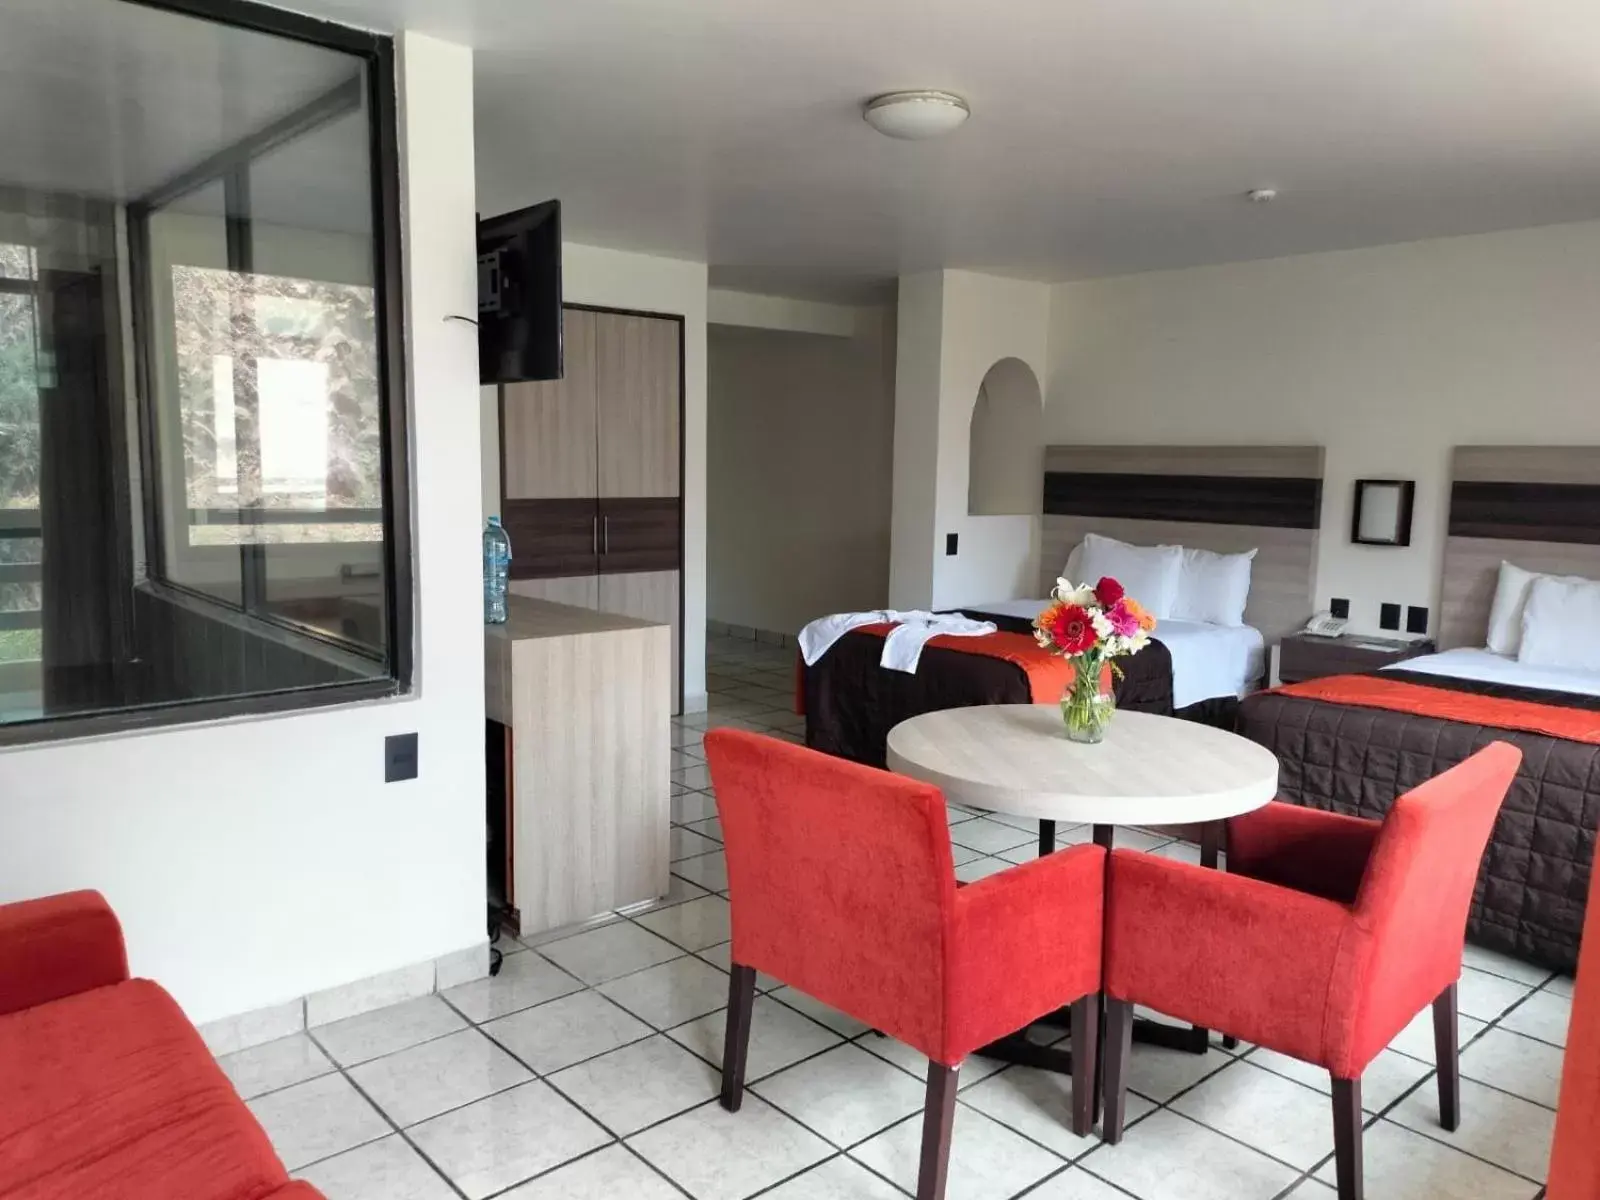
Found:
1303,612 -> 1348,638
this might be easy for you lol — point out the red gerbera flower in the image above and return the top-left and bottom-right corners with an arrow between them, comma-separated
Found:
1045,603 -> 1098,655
1094,576 -> 1125,607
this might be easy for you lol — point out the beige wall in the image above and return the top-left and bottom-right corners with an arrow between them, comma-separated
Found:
1046,219 -> 1600,637
707,322 -> 895,634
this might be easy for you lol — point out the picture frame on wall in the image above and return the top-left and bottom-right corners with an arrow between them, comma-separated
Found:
1351,479 -> 1416,547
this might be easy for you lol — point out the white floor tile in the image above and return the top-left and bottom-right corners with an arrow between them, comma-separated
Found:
1121,1040 -> 1235,1103
1313,1120 -> 1540,1199
671,792 -> 720,824
673,764 -> 714,791
408,1080 -> 610,1199
1457,966 -> 1537,1021
538,922 -> 686,985
671,827 -> 722,862
753,1043 -> 928,1147
769,986 -> 873,1037
628,1094 -> 833,1200
484,990 -> 653,1074
297,1135 -> 458,1200
1462,944 -> 1553,987
1026,1168 -> 1141,1199
1388,1006 -> 1487,1062
1389,1077 -> 1555,1182
856,1032 -> 1010,1090
695,941 -> 782,990
1060,825 -> 1170,852
217,1032 -> 334,1100
1460,1027 -> 1565,1108
1245,1046 -> 1430,1114
1499,989 -> 1571,1048
850,1105 -> 1064,1200
313,996 -> 467,1068
672,850 -> 730,892
682,816 -> 724,842
633,895 -> 732,952
349,1028 -> 532,1128
669,995 -> 844,1081
1547,974 -> 1575,998
441,948 -> 584,1022
497,1145 -> 683,1199
960,1064 -> 1153,1159
247,1072 -> 391,1171
1280,1182 -> 1337,1196
759,1156 -> 905,1199
549,1034 -> 720,1136
1078,1109 -> 1298,1200
598,955 -> 731,1029
955,855 -> 1013,883
949,816 -> 1037,855
1170,1059 -> 1335,1169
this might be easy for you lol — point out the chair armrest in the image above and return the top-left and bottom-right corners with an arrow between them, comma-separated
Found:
0,890 -> 129,1015
945,843 -> 1105,1062
1106,850 -> 1360,1067
1227,801 -> 1380,904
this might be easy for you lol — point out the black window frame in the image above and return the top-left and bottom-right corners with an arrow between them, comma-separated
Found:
0,0 -> 411,746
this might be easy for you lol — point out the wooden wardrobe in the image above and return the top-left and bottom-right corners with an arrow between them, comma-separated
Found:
500,305 -> 684,712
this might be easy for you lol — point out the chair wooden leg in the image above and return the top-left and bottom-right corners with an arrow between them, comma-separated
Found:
1331,1077 -> 1364,1200
1433,982 -> 1460,1131
1101,998 -> 1134,1143
720,964 -> 756,1112
1070,994 -> 1099,1137
917,1061 -> 960,1200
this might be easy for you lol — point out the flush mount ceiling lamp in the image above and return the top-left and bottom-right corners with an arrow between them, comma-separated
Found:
863,90 -> 971,140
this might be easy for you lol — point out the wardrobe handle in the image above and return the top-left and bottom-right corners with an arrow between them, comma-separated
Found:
602,516 -> 611,554
592,514 -> 599,555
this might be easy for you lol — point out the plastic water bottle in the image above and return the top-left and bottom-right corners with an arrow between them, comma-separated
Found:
483,517 -> 511,624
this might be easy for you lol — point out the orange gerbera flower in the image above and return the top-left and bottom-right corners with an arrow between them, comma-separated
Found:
1122,596 -> 1157,632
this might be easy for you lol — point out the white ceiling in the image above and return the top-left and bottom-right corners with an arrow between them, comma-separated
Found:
17,0 -> 1600,296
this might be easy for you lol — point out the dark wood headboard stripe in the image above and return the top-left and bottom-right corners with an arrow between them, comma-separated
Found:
1043,472 -> 1322,530
1448,481 -> 1600,545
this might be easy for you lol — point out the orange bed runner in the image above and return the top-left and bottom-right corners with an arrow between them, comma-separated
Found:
794,623 -> 1087,714
1276,675 -> 1600,745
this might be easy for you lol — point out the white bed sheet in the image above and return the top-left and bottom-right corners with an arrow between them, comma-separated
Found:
1382,647 -> 1600,698
969,600 -> 1266,709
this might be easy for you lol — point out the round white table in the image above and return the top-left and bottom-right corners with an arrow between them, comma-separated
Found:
887,705 -> 1280,1067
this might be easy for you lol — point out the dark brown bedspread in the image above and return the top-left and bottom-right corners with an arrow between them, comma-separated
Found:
1237,669 -> 1600,971
804,626 -> 1174,769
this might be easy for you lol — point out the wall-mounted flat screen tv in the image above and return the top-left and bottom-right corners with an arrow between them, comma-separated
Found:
478,199 -> 562,383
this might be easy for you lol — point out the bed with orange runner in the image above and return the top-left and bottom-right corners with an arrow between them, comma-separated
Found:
1238,669 -> 1600,971
800,621 -> 1175,770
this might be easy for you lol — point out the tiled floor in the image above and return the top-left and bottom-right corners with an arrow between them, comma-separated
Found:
226,636 -> 1570,1200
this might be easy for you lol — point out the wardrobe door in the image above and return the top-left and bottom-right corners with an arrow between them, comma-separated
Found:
502,308 -> 598,499
595,312 -> 680,498
599,570 -> 680,714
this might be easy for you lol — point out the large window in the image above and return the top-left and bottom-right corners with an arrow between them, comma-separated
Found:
0,0 -> 406,740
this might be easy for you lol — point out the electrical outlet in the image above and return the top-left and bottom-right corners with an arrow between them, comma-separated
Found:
385,733 -> 418,782
945,533 -> 959,556
1407,605 -> 1429,635
1379,603 -> 1402,631
1330,598 -> 1350,620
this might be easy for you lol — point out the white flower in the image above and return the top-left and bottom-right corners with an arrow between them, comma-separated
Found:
1090,610 -> 1114,640
1053,579 -> 1097,608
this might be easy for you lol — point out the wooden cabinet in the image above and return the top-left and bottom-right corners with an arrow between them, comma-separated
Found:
500,305 -> 684,711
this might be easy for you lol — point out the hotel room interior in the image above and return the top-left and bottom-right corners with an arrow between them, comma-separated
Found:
2,1 -> 1598,1199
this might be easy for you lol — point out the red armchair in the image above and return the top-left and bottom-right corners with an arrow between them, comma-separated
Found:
0,890 -> 326,1200
1100,742 -> 1522,1200
704,730 -> 1105,1200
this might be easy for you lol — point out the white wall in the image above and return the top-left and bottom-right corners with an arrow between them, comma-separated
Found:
0,32 -> 486,1026
707,321 -> 896,634
707,288 -> 884,340
477,243 -> 710,708
1046,219 -> 1600,636
889,270 -> 1051,611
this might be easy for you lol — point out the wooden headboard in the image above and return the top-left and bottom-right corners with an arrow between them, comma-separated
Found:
1040,445 -> 1324,641
1439,446 -> 1600,650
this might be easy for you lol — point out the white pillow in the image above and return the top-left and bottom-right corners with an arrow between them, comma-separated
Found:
1518,575 -> 1600,672
1486,561 -> 1540,656
1171,546 -> 1257,627
1066,533 -> 1184,619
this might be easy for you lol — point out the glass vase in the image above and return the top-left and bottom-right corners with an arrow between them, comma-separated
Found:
1061,669 -> 1116,744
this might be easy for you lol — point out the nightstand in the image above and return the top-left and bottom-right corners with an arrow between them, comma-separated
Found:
1278,633 -> 1436,684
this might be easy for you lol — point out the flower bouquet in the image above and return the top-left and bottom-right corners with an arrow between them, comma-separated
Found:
1033,576 -> 1157,743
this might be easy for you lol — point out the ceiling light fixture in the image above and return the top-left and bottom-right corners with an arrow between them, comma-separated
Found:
863,90 -> 970,141
1246,187 -> 1279,203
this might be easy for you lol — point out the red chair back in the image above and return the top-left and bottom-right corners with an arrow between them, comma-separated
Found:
704,729 -> 957,1055
1340,741 -> 1521,1068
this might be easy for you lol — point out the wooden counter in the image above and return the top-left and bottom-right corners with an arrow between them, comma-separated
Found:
486,594 -> 671,935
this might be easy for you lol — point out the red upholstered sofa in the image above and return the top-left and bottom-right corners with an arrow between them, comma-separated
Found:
0,890 -> 325,1200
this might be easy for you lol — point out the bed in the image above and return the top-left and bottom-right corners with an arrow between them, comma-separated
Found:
1238,446 -> 1600,971
804,445 -> 1322,767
